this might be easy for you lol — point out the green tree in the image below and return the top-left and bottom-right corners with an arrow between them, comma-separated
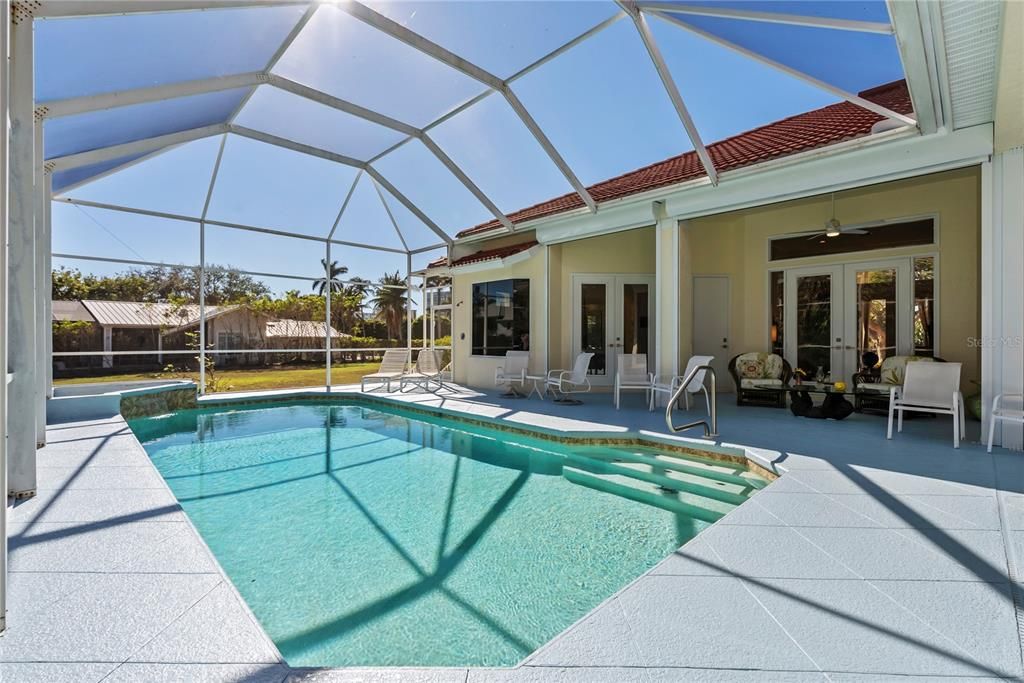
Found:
312,259 -> 348,297
369,271 -> 408,342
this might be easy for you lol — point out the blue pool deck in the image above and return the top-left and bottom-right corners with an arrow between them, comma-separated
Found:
3,384 -> 1023,682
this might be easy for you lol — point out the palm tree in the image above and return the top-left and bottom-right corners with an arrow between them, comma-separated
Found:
312,259 -> 348,297
369,271 -> 408,341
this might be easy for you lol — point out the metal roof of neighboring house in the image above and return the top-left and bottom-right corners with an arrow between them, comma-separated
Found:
456,80 -> 914,239
52,300 -> 96,323
264,319 -> 346,339
80,300 -> 224,328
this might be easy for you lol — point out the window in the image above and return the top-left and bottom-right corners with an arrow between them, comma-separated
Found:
913,256 -> 935,357
769,218 -> 935,261
472,279 -> 529,356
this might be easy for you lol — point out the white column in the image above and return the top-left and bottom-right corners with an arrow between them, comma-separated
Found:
325,240 -> 332,390
406,253 -> 413,357
653,201 -> 680,405
1,0 -> 12,634
102,326 -> 113,369
157,332 -> 163,365
8,12 -> 38,496
34,122 -> 48,445
981,148 -> 1024,450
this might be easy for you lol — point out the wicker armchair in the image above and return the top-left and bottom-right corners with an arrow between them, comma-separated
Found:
728,352 -> 793,408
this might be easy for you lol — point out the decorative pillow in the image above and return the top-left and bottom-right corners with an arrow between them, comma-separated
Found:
735,352 -> 784,380
880,355 -> 935,385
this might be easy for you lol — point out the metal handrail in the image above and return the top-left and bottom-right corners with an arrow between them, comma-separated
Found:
664,364 -> 718,438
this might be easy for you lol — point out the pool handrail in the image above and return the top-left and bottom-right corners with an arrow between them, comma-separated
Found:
665,364 -> 718,438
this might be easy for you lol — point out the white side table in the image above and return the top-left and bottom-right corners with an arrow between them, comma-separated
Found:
525,374 -> 547,400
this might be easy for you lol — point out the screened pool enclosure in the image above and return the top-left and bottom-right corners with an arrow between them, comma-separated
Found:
28,0 -> 913,391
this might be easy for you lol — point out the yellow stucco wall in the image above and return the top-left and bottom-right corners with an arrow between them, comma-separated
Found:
450,248 -> 548,388
683,166 -> 981,388
451,229 -> 656,388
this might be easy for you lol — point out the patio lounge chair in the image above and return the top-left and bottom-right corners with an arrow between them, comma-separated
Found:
545,352 -> 594,404
400,349 -> 444,392
614,353 -> 653,409
987,393 -> 1024,453
651,355 -> 715,413
728,352 -> 792,407
495,350 -> 530,397
361,349 -> 410,392
887,361 -> 965,448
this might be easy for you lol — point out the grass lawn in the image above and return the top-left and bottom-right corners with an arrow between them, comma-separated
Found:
53,362 -> 381,392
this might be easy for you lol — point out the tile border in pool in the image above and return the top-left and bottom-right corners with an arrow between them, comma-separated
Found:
189,388 -> 780,483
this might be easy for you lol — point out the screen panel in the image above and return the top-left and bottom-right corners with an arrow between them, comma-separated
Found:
235,85 -> 407,161
45,88 -> 246,160
53,202 -> 200,266
206,134 -> 360,236
273,4 -> 487,128
512,18 -> 694,187
36,5 -> 307,101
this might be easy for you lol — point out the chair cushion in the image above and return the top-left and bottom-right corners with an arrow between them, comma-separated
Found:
734,352 -> 784,380
740,378 -> 782,389
878,355 -> 935,386
856,382 -> 894,393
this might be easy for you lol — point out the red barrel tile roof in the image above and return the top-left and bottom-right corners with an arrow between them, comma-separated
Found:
456,80 -> 913,238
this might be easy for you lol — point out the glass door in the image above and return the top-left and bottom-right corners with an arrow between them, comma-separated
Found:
842,258 -> 912,379
785,267 -> 843,381
572,275 -> 655,386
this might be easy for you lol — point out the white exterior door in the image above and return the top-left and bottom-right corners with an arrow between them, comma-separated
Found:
572,274 -> 655,386
692,276 -> 730,384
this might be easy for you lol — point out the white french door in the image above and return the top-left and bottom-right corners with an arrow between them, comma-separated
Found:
784,258 -> 914,382
572,274 -> 655,386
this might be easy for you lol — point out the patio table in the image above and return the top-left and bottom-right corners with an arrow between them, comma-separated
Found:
753,382 -> 887,420
525,374 -> 548,400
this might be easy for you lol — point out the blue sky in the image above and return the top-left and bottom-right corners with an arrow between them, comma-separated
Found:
44,1 -> 904,297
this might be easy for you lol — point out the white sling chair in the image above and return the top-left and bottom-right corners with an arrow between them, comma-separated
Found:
361,348 -> 410,392
614,353 -> 653,409
545,352 -> 594,404
650,355 -> 715,413
887,362 -> 965,448
495,350 -> 530,397
987,393 -> 1024,453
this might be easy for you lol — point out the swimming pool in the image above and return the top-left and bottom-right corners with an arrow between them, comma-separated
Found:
130,400 -> 765,667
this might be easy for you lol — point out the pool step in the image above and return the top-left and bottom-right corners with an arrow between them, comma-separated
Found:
582,448 -> 768,490
562,467 -> 731,523
565,453 -> 753,505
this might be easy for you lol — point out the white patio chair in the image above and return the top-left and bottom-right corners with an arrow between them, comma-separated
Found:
361,349 -> 410,392
614,353 -> 653,409
887,362 -> 965,448
650,355 -> 715,413
545,352 -> 594,404
987,393 -> 1024,453
400,349 -> 444,392
495,350 -> 530,397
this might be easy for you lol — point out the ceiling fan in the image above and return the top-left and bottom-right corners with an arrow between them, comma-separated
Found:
802,193 -> 868,240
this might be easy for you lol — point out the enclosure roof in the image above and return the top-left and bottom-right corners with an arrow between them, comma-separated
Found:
457,79 -> 913,238
36,0 -> 924,266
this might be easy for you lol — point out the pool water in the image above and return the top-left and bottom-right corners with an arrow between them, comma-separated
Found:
130,402 -> 763,667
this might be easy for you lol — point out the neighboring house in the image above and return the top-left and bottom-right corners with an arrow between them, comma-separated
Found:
52,300 -> 345,373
